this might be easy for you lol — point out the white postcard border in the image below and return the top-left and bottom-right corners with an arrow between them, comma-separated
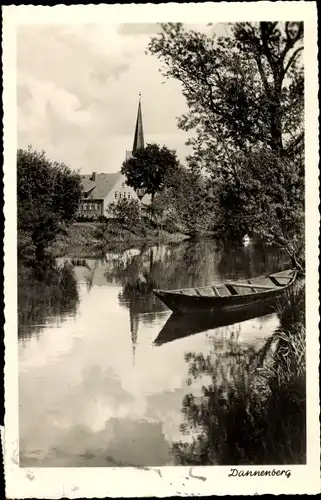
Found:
3,3 -> 320,497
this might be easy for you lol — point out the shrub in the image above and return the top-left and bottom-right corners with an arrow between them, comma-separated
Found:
17,147 -> 82,260
106,198 -> 141,227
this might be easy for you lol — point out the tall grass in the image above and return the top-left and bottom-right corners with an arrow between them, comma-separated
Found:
172,280 -> 306,465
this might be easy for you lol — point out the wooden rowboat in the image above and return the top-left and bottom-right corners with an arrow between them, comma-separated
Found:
153,269 -> 297,314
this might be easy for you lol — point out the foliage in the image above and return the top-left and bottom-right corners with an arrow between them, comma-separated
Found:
150,165 -> 219,236
106,198 -> 141,227
121,143 -> 180,201
148,23 -> 305,261
214,148 -> 304,267
17,146 -> 82,259
148,22 -> 304,168
276,279 -> 305,333
147,191 -> 177,231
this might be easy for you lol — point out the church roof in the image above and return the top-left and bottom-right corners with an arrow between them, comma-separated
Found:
132,96 -> 145,153
80,172 -> 122,200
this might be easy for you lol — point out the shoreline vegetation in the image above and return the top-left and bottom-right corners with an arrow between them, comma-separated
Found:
49,220 -> 190,258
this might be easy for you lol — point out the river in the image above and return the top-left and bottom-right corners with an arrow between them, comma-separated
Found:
18,238 -> 289,467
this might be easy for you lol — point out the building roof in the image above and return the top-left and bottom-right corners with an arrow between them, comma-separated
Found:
80,172 -> 123,200
82,178 -> 96,193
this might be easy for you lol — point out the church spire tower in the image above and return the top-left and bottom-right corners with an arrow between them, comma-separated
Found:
132,93 -> 145,153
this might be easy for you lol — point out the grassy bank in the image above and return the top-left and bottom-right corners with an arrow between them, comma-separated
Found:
50,220 -> 190,257
172,279 -> 306,465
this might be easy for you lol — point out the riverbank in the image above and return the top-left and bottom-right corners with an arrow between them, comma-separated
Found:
50,221 -> 190,257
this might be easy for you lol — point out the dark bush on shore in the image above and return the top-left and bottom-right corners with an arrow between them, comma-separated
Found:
17,147 -> 82,261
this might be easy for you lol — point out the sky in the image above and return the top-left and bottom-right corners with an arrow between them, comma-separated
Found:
17,22 -> 219,175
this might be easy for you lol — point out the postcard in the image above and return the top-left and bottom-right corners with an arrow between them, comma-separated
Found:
3,2 -> 320,497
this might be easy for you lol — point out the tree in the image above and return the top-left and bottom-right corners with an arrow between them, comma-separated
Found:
148,22 -> 304,169
216,148 -> 304,270
121,143 -> 180,202
148,23 -> 305,267
106,197 -> 141,227
155,165 -> 218,236
17,146 -> 82,260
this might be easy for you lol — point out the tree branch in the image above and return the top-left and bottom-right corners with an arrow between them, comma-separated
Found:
284,132 -> 304,158
280,22 -> 304,66
283,46 -> 303,76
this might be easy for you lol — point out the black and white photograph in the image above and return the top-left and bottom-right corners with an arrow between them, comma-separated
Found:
3,3 -> 319,498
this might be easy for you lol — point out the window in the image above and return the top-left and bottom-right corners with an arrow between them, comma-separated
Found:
127,193 -> 131,199
121,182 -> 125,187
115,192 -> 118,199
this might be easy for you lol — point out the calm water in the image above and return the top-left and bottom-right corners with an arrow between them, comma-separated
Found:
18,239 -> 288,467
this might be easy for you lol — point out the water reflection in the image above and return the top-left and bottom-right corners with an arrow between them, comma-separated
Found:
154,303 -> 277,346
19,239 -> 290,466
18,261 -> 79,340
171,321 -> 305,465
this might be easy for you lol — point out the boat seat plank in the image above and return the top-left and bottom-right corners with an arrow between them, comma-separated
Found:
226,282 -> 275,290
247,280 -> 258,293
225,283 -> 238,295
217,285 -> 232,297
200,287 -> 216,296
272,277 -> 290,285
271,273 -> 292,278
269,276 -> 283,286
212,286 -> 220,297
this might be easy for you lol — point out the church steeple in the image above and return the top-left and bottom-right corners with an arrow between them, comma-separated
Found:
132,93 -> 145,153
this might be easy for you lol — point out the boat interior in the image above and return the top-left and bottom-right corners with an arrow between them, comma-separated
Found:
163,270 -> 295,297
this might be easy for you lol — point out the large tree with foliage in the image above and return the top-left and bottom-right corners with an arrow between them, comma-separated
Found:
146,163 -> 218,236
121,143 -> 180,201
216,148 -> 304,269
17,147 -> 82,260
148,23 -> 305,267
148,22 -> 304,168
162,165 -> 218,236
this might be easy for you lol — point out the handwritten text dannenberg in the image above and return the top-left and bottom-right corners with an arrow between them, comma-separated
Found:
228,468 -> 291,479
